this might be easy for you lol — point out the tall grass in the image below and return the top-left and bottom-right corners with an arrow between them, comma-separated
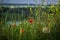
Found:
0,4 -> 60,40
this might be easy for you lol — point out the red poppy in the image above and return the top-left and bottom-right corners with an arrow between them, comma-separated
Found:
21,29 -> 24,33
20,29 -> 24,33
28,19 -> 33,23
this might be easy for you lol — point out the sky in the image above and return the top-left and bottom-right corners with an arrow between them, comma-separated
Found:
0,0 -> 58,5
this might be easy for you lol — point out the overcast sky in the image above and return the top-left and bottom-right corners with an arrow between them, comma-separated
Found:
0,0 -> 58,5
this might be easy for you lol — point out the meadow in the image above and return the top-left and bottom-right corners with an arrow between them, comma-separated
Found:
0,4 -> 60,40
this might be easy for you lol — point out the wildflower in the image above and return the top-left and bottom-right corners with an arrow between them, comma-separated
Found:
28,19 -> 33,23
42,27 -> 50,33
20,29 -> 24,34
